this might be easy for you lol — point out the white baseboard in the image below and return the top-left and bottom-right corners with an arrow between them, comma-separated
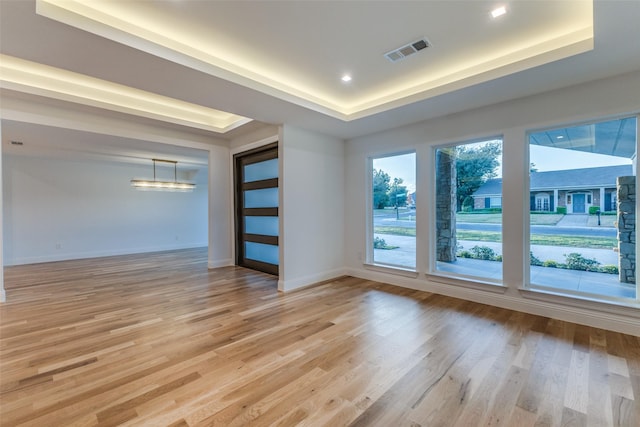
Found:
4,243 -> 208,266
345,267 -> 640,337
278,267 -> 348,292
208,258 -> 234,268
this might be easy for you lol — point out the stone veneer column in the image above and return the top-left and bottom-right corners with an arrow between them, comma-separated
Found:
617,176 -> 635,284
436,148 -> 457,262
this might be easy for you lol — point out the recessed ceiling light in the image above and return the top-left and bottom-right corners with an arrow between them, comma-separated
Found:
556,135 -> 564,139
491,6 -> 507,18
341,74 -> 352,83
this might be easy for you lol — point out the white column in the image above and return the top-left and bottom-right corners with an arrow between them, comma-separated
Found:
554,189 -> 558,212
208,145 -> 233,268
501,128 -> 525,294
600,187 -> 605,211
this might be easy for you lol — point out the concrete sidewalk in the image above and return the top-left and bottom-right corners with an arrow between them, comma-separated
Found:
373,233 -> 634,299
374,234 -> 618,266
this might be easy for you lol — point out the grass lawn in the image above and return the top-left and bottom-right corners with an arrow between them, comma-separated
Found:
587,214 -> 616,227
457,212 -> 565,225
455,230 -> 616,250
375,226 -> 415,237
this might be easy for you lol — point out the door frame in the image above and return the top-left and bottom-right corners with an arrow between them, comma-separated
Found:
233,142 -> 279,275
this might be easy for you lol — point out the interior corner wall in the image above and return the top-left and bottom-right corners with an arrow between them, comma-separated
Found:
3,155 -> 208,265
208,145 -> 233,268
279,125 -> 346,291
0,122 -> 5,302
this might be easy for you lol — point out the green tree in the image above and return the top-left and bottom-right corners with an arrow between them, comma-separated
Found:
455,142 -> 501,211
388,177 -> 408,207
373,169 -> 391,209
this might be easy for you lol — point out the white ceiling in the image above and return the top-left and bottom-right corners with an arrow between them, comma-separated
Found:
1,0 -> 640,162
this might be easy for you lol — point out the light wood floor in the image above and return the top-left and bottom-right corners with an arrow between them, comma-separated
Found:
1,248 -> 638,427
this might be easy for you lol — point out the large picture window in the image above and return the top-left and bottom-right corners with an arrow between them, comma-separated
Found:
433,138 -> 503,282
370,152 -> 416,269
528,117 -> 637,301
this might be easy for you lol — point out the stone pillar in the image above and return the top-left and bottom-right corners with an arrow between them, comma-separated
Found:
436,148 -> 457,262
617,176 -> 635,284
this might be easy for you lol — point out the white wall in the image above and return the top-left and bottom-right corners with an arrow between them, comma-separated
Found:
345,70 -> 640,335
208,145 -> 234,268
279,125 -> 346,291
3,155 -> 208,265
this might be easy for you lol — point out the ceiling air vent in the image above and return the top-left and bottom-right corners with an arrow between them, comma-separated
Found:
384,38 -> 431,63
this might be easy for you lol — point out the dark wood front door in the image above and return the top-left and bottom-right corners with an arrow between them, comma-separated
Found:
234,143 -> 279,275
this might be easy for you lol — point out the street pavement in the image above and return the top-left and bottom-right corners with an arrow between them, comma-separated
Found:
375,216 -> 616,238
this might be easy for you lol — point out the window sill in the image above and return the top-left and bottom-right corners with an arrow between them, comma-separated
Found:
363,263 -> 419,278
519,286 -> 640,316
426,272 -> 507,294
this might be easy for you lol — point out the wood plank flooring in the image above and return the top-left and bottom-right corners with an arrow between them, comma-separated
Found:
1,248 -> 639,426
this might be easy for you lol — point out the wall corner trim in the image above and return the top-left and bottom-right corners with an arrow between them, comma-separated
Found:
208,259 -> 234,269
279,268 -> 347,292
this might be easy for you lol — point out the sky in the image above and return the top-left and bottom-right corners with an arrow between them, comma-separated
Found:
372,144 -> 632,194
373,152 -> 416,193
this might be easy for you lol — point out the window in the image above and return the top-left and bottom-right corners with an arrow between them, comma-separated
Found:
535,193 -> 550,212
370,152 -> 416,269
529,116 -> 637,301
434,138 -> 503,282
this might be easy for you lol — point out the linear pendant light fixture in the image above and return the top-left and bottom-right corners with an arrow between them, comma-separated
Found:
131,158 -> 195,191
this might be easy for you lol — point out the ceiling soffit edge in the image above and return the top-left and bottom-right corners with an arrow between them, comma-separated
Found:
35,0 -> 594,121
0,54 -> 252,134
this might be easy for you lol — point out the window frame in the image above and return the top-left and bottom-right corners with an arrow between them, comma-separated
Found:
525,114 -> 639,304
365,150 -> 417,273
428,136 -> 504,287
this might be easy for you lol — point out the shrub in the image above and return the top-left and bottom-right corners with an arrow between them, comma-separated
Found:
462,196 -> 475,212
457,250 -> 472,258
460,208 -> 502,214
599,265 -> 619,274
556,207 -> 567,214
373,237 -> 387,249
530,252 -> 543,266
470,245 -> 497,260
564,252 -> 600,271
543,260 -> 559,268
588,206 -> 601,215
495,255 -> 503,262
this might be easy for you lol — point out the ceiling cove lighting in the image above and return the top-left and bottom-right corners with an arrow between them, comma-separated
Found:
131,159 -> 195,192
